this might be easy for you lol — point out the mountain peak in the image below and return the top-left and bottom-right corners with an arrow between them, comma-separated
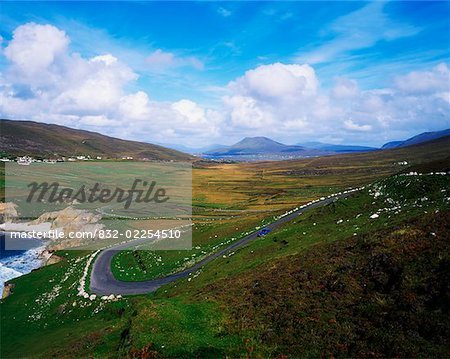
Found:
205,136 -> 305,156
241,136 -> 273,141
237,136 -> 283,146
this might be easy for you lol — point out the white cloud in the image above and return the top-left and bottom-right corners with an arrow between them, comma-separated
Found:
4,23 -> 69,75
222,61 -> 449,144
344,120 -> 372,132
54,54 -> 136,113
172,99 -> 206,124
218,7 -> 232,17
297,2 -> 420,64
0,23 -> 448,147
394,63 -> 449,94
119,91 -> 151,121
282,119 -> 308,131
0,23 -> 219,145
145,49 -> 204,71
223,95 -> 274,128
188,57 -> 204,70
332,78 -> 359,99
79,115 -> 120,127
230,63 -> 318,99
145,49 -> 177,69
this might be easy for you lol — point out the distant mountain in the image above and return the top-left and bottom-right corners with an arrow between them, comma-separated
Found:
298,142 -> 377,153
205,137 -> 309,156
205,137 -> 378,159
159,143 -> 229,155
0,119 -> 191,161
382,129 -> 450,149
381,141 -> 404,149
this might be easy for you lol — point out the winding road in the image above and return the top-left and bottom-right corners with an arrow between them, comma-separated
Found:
90,192 -> 356,295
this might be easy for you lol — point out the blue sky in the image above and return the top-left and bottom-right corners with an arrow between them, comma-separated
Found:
0,1 -> 449,147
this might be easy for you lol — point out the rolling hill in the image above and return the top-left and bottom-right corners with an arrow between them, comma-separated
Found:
382,128 -> 450,149
0,119 -> 191,161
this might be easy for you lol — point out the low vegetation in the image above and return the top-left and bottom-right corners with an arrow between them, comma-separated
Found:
207,210 -> 450,357
0,119 -> 191,161
1,171 -> 449,358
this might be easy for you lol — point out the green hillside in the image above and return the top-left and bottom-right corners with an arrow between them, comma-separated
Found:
1,171 -> 449,358
0,119 -> 191,161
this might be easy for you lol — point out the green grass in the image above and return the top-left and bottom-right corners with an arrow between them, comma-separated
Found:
111,211 -> 278,281
203,210 -> 450,358
0,250 -> 243,358
159,173 -> 450,297
116,173 -> 450,288
119,296 -> 244,358
1,170 -> 449,357
0,250 -> 130,358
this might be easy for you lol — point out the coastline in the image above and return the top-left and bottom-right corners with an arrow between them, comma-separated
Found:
0,231 -> 49,295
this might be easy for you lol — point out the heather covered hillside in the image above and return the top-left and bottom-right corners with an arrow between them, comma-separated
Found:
0,120 -> 191,161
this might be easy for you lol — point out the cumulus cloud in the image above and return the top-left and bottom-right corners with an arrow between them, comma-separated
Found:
172,100 -> 207,124
0,23 -> 217,145
222,61 -> 449,144
344,120 -> 372,132
229,63 -> 318,99
332,78 -> 359,99
394,63 -> 449,94
119,91 -> 151,121
4,23 -> 69,75
223,95 -> 274,128
79,115 -> 120,127
54,54 -> 137,113
0,23 -> 448,147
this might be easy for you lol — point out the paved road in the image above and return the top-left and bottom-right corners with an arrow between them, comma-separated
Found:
90,193 -> 354,295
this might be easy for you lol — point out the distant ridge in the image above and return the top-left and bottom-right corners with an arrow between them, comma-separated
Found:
203,129 -> 450,161
159,143 -> 229,155
205,136 -> 379,158
382,129 -> 450,149
0,119 -> 191,161
297,142 -> 377,153
205,136 -> 310,156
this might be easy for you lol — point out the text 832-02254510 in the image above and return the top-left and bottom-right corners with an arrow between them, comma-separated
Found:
96,229 -> 182,239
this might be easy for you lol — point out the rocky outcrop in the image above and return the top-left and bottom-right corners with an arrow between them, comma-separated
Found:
30,206 -> 102,231
45,252 -> 63,266
30,206 -> 104,249
0,202 -> 18,223
1,205 -> 104,250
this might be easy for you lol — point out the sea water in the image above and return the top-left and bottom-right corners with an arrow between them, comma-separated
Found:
0,232 -> 45,293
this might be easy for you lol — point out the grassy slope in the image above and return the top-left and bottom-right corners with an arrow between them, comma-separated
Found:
111,213 -> 273,281
0,119 -> 191,161
173,174 -> 450,358
1,173 -> 449,358
205,210 -> 450,358
1,137 -> 449,357
111,136 -> 450,282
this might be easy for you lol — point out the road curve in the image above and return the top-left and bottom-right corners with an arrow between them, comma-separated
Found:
90,192 -> 355,295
